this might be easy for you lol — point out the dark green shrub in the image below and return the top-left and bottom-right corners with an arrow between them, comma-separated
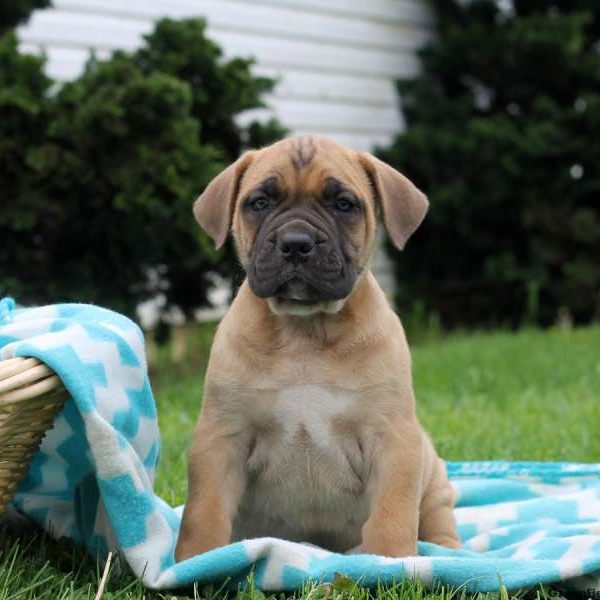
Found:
379,0 -> 600,327
0,0 -> 49,35
0,17 -> 285,318
0,32 -> 52,297
135,19 -> 284,160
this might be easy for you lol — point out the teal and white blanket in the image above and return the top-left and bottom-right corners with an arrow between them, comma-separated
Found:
1,297 -> 599,593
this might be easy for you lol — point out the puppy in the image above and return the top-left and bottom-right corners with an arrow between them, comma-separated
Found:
175,136 -> 460,561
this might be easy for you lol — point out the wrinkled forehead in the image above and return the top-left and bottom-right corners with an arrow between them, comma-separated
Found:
238,138 -> 372,200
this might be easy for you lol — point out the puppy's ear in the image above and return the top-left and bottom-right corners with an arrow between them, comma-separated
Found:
193,151 -> 255,249
359,153 -> 429,250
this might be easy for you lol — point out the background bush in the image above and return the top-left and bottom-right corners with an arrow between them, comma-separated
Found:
380,0 -> 600,328
0,5 -> 285,319
0,0 -> 49,35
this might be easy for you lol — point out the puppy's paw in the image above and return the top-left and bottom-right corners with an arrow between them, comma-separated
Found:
175,540 -> 226,562
361,521 -> 418,558
361,539 -> 418,558
175,529 -> 230,562
427,534 -> 462,549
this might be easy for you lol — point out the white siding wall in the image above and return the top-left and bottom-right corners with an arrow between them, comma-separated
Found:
18,0 -> 433,296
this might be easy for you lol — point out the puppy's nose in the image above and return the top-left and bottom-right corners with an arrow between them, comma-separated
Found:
278,230 -> 316,261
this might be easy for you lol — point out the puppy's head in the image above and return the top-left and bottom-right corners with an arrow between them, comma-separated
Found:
194,137 -> 428,316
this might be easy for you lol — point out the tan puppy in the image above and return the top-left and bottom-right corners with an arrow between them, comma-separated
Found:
175,136 -> 460,561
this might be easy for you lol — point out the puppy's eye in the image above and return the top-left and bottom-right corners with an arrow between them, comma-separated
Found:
249,196 -> 270,212
335,196 -> 355,212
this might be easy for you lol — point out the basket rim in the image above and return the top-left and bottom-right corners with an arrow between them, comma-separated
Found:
0,357 -> 67,406
0,355 -> 68,518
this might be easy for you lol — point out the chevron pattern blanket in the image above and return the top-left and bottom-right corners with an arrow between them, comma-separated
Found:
0,297 -> 599,592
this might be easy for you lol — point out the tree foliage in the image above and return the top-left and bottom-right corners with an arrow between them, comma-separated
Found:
380,0 -> 600,327
0,15 -> 285,318
0,0 -> 49,35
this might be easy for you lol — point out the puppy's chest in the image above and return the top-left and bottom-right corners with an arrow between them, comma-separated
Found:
242,383 -> 368,510
249,384 -> 363,473
268,384 -> 356,445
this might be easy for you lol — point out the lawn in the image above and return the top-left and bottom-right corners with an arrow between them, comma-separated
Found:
0,323 -> 598,599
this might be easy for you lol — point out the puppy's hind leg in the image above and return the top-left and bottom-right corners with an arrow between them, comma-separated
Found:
418,459 -> 461,549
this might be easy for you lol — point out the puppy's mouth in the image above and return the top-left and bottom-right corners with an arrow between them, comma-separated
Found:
265,277 -> 346,316
273,279 -> 320,305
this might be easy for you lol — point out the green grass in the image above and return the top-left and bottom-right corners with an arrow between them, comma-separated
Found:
1,324 -> 599,598
414,326 -> 600,462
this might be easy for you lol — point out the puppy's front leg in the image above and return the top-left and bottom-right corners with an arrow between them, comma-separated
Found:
175,415 -> 247,562
362,422 -> 423,557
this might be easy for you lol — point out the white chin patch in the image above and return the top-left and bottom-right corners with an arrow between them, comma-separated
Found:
267,297 -> 345,317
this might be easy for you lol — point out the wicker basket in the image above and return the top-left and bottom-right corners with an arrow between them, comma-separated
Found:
0,357 -> 68,516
